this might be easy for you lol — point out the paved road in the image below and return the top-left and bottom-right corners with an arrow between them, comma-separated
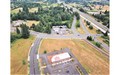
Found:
80,18 -> 109,50
29,10 -> 109,75
62,2 -> 108,33
80,18 -> 89,35
71,16 -> 80,35
29,37 -> 41,75
30,16 -> 109,51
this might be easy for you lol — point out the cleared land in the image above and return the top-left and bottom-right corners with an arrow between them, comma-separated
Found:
26,20 -> 39,27
29,7 -> 38,13
39,39 -> 109,75
93,5 -> 109,12
11,7 -> 22,14
11,36 -> 35,74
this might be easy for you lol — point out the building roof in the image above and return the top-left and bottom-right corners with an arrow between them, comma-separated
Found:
51,52 -> 70,63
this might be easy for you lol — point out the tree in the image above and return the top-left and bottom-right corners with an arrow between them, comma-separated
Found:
23,5 -> 29,13
104,31 -> 108,36
44,25 -> 51,34
89,25 -> 93,30
21,24 -> 30,39
30,23 -> 36,29
74,12 -> 80,20
11,33 -> 21,43
95,42 -> 101,48
44,50 -> 47,54
87,36 -> 93,41
86,21 -> 90,25
79,8 -> 86,13
16,27 -> 20,34
76,20 -> 80,28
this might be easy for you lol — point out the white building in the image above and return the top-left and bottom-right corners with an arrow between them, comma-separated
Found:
51,52 -> 71,63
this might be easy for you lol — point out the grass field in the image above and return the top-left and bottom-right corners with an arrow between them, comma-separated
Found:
11,7 -> 22,14
39,39 -> 109,75
97,36 -> 109,46
26,20 -> 39,27
29,7 -> 38,13
82,19 -> 98,34
77,27 -> 85,34
11,36 -> 35,74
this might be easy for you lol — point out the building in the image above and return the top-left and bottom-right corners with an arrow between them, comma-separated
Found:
11,20 -> 25,27
39,48 -> 88,75
51,52 -> 71,63
52,25 -> 68,35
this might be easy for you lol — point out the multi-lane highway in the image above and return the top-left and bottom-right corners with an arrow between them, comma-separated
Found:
29,4 -> 109,74
62,2 -> 109,33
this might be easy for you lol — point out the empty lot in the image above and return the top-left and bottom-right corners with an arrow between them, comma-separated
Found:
11,36 -> 35,74
39,39 -> 109,75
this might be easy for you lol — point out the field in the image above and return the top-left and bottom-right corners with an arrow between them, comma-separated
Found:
97,36 -> 109,46
82,19 -> 98,34
29,7 -> 38,13
77,27 -> 85,34
94,5 -> 109,12
39,39 -> 109,75
11,7 -> 22,14
26,20 -> 39,27
11,36 -> 35,74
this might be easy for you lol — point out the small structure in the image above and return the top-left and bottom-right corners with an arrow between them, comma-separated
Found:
39,48 -> 88,75
52,25 -> 68,35
11,20 -> 25,32
11,20 -> 25,27
51,52 -> 71,63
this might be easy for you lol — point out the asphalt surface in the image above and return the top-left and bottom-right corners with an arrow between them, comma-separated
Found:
29,4 -> 109,74
30,16 -> 109,51
29,37 -> 41,75
80,18 -> 89,35
39,48 -> 88,75
62,2 -> 108,33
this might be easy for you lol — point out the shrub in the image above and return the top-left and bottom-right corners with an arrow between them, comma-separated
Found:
87,36 -> 93,41
86,21 -> 90,25
22,60 -> 26,65
95,42 -> 101,48
89,25 -> 93,30
76,20 -> 80,28
44,50 -> 47,54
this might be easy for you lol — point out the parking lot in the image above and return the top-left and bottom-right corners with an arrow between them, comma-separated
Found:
39,48 -> 88,75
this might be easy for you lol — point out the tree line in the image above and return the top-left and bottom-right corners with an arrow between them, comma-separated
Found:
11,24 -> 30,43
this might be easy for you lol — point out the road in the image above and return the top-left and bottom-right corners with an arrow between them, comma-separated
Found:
80,18 -> 89,35
30,16 -> 109,51
62,2 -> 109,33
29,7 -> 109,75
29,36 -> 41,75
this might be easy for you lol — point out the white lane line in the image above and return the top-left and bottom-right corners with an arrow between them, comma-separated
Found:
28,56 -> 30,61
31,43 -> 34,47
37,54 -> 39,59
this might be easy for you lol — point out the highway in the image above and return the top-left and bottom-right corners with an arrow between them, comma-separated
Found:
30,16 -> 109,51
62,2 -> 109,33
29,12 -> 109,75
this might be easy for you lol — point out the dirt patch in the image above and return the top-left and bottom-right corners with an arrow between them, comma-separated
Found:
11,7 -> 22,14
29,7 -> 38,13
26,20 -> 39,27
